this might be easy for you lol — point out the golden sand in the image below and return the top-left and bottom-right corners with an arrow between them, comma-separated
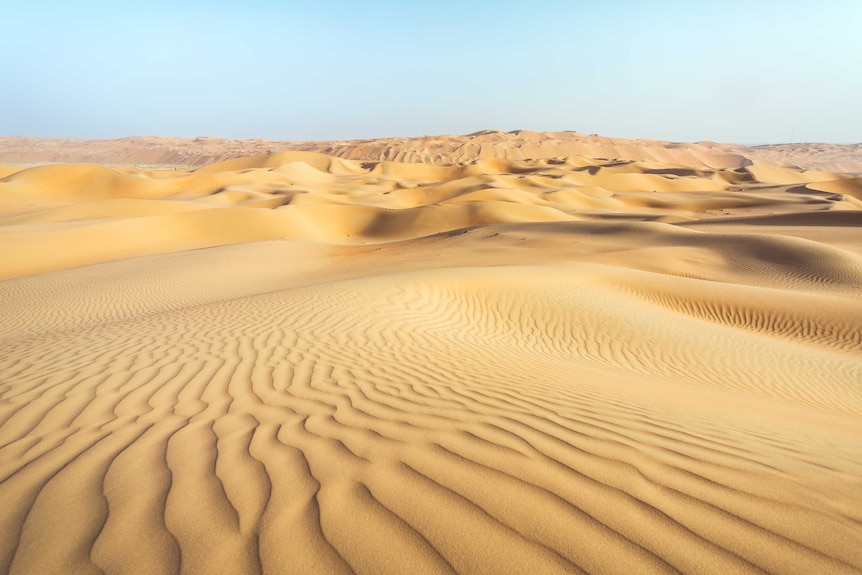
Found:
4,131 -> 862,173
1,146 -> 861,574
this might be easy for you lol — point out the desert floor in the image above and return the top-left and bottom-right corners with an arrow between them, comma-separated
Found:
1,148 -> 861,574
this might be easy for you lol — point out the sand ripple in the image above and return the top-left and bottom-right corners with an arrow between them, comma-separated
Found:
1,151 -> 861,574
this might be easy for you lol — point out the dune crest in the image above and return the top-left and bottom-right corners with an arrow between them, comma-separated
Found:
1,149 -> 861,574
2,130 -> 861,173
2,151 -> 861,281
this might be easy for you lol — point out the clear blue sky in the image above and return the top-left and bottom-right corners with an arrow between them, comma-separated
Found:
2,0 -> 860,143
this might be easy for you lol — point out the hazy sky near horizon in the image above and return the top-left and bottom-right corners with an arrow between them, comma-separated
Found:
2,0 -> 860,144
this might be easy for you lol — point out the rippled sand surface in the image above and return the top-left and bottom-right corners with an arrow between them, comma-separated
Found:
1,150 -> 861,574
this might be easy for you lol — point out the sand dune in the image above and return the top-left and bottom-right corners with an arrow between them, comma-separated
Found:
1,148 -> 861,574
728,142 -> 862,175
3,130 -> 861,173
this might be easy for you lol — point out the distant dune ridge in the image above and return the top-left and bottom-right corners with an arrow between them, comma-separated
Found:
1,134 -> 862,574
2,129 -> 861,173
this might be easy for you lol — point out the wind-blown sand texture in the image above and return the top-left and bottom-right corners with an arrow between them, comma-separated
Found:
1,148 -> 862,574
3,130 -> 861,173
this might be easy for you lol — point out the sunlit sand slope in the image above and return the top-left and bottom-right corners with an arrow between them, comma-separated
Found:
3,132 -> 861,172
1,151 -> 861,574
2,151 -> 861,281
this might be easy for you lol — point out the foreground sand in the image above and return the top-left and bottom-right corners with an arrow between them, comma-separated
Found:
1,150 -> 862,574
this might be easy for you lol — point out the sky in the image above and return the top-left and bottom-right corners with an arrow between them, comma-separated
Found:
1,0 -> 860,144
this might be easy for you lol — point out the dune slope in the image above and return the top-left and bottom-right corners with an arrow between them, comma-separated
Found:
3,131 -> 861,173
1,151 -> 861,574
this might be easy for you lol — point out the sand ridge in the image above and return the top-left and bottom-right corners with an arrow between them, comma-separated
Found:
1,148 -> 862,574
2,151 -> 861,280
2,130 -> 861,173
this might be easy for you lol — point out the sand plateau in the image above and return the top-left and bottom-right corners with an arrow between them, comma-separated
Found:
1,142 -> 862,574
